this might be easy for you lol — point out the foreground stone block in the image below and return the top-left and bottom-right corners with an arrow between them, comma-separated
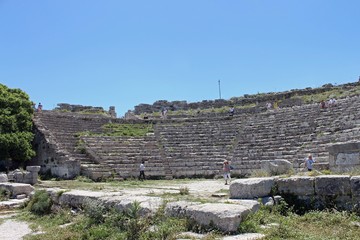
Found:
276,176 -> 315,196
315,175 -> 351,196
230,178 -> 275,199
165,201 -> 259,233
0,183 -> 34,198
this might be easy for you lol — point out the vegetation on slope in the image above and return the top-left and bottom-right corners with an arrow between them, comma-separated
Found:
0,84 -> 35,164
76,123 -> 154,138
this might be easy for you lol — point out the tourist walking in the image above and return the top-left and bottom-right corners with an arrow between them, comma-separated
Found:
305,154 -> 315,171
223,160 -> 231,185
139,161 -> 145,180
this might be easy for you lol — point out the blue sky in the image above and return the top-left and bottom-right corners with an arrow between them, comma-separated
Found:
1,1 -> 359,116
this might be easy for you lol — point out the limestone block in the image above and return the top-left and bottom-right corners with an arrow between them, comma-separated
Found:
0,173 -> 8,182
351,176 -> 360,197
261,159 -> 293,175
336,153 -> 360,166
26,166 -> 41,172
277,176 -> 315,196
104,195 -> 163,216
315,175 -> 351,196
230,177 -> 275,199
165,201 -> 258,233
13,171 -> 24,182
0,183 -> 34,197
58,190 -> 114,208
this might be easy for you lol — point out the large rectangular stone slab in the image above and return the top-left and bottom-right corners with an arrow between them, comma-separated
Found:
165,201 -> 259,233
230,177 -> 275,199
276,176 -> 315,196
315,175 -> 351,196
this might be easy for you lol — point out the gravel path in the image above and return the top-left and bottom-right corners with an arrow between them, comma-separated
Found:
0,219 -> 32,240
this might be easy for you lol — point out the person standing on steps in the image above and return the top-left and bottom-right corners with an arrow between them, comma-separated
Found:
305,154 -> 315,172
223,160 -> 231,185
139,161 -> 145,180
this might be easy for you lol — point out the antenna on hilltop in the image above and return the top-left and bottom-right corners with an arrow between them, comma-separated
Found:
218,79 -> 222,99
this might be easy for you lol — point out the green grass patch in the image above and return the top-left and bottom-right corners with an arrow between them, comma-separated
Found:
239,204 -> 360,240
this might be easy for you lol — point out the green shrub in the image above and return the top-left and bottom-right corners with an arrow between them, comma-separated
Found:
0,187 -> 11,201
27,190 -> 52,215
179,186 -> 190,195
82,197 -> 107,224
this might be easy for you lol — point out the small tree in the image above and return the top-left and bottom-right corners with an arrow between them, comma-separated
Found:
0,84 -> 35,164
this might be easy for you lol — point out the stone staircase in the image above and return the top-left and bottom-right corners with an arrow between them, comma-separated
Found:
81,135 -> 166,179
155,117 -> 245,178
33,111 -> 114,179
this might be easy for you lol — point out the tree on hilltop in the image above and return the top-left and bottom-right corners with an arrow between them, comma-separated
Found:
0,84 -> 35,164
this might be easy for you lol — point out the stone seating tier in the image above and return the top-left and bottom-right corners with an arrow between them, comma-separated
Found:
32,95 -> 360,180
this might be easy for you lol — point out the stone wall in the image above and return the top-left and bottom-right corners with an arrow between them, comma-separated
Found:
230,175 -> 360,210
328,142 -> 360,172
133,81 -> 360,114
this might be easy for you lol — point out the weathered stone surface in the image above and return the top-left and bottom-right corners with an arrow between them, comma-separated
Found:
51,161 -> 80,179
165,201 -> 258,233
0,183 -> 34,197
101,195 -> 163,216
260,159 -> 293,175
230,178 -> 275,199
328,142 -> 360,171
315,175 -> 351,196
351,176 -> 360,197
58,190 -> 116,207
276,176 -> 315,196
222,233 -> 265,240
0,173 -> 8,182
0,198 -> 29,210
26,166 -> 41,172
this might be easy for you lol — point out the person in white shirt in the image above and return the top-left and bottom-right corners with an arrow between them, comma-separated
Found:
139,161 -> 145,180
305,154 -> 315,171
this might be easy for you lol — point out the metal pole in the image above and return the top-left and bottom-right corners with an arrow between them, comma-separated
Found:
218,79 -> 222,99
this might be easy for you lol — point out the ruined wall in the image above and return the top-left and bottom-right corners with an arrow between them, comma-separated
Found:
328,142 -> 360,172
133,82 -> 360,114
31,123 -> 80,179
230,175 -> 360,211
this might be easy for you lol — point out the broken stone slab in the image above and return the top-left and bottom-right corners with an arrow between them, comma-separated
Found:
165,201 -> 259,233
0,183 -> 34,198
0,198 -> 29,210
315,175 -> 351,196
219,199 -> 260,212
276,176 -> 315,196
230,178 -> 275,199
58,190 -> 118,208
